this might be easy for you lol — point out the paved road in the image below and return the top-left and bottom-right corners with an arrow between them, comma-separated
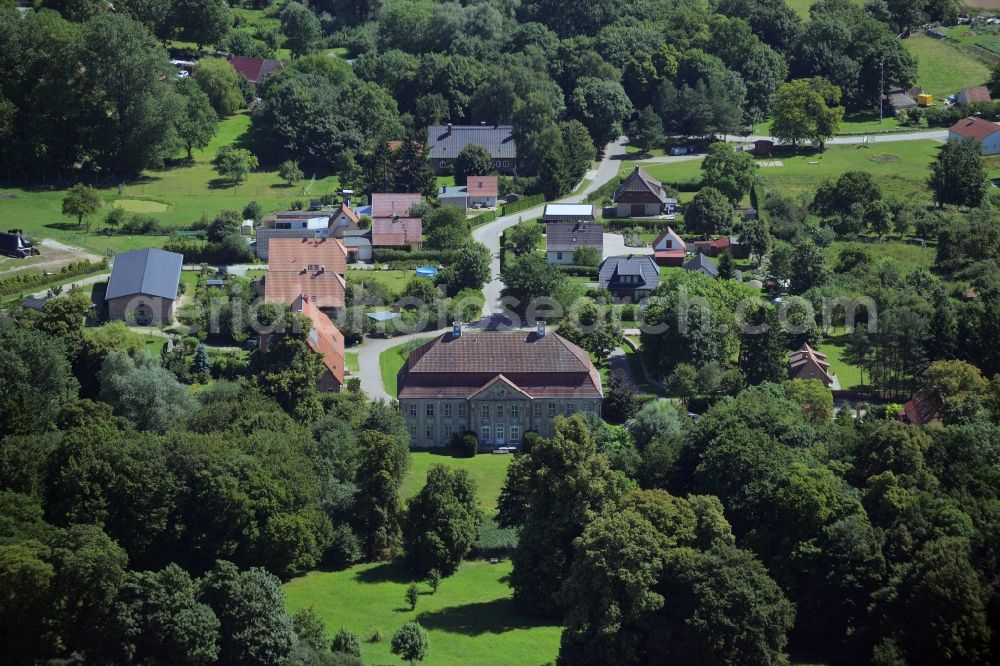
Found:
355,327 -> 451,402
472,136 -> 631,314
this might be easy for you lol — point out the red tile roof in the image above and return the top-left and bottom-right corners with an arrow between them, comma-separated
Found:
898,395 -> 941,426
295,296 -> 345,386
961,86 -> 991,104
371,193 -> 422,219
467,176 -> 498,197
265,238 -> 347,309
372,217 -> 422,247
227,56 -> 283,85
336,203 -> 359,225
949,116 -> 1000,142
398,330 -> 603,400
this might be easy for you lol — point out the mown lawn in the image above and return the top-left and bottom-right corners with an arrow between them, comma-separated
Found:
818,332 -> 863,390
0,113 -> 340,257
345,351 -> 359,375
401,451 -> 512,514
380,337 -> 435,397
350,268 -> 415,297
626,140 -> 942,201
283,559 -> 561,666
904,34 -> 990,101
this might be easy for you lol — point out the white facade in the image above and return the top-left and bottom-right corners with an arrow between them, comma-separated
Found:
547,250 -> 575,264
274,216 -> 328,230
949,129 -> 1000,156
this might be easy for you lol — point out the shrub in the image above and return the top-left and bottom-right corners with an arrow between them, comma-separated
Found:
469,517 -> 519,559
521,430 -> 541,454
427,569 -> 441,593
330,629 -> 361,657
453,432 -> 478,457
366,626 -> 383,643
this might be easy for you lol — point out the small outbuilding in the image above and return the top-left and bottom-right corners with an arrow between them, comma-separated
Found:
542,203 -> 596,224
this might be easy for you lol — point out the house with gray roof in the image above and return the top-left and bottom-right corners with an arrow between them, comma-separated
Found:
598,255 -> 660,302
105,248 -> 183,324
427,124 -> 518,175
547,222 -> 604,264
682,253 -> 719,279
341,228 -> 373,263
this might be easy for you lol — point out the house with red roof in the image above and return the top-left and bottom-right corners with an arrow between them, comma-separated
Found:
897,395 -> 942,427
957,85 -> 991,107
651,227 -> 686,266
949,116 -> 1000,155
397,323 -> 602,447
370,193 -> 423,250
438,176 -> 498,209
260,295 -> 346,393
330,203 -> 360,238
263,237 -> 348,314
228,55 -> 283,91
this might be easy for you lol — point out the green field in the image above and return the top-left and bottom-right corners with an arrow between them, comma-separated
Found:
904,34 -> 990,101
825,239 -> 936,274
350,268 -> 415,297
626,140 -> 943,201
401,451 -> 512,513
380,337 -> 435,397
345,351 -> 359,375
0,113 -> 340,257
283,559 -> 561,666
818,333 -> 863,390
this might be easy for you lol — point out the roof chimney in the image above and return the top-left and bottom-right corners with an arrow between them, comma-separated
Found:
480,121 -> 486,126
341,189 -> 353,207
446,122 -> 453,136
453,321 -> 462,338
536,320 -> 545,338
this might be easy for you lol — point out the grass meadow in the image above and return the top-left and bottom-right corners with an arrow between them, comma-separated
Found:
283,559 -> 561,666
284,451 -> 551,666
0,112 -> 340,258
903,34 -> 990,101
623,140 -> 943,200
401,451 -> 513,513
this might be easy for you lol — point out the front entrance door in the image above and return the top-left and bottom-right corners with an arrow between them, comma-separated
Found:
630,203 -> 644,217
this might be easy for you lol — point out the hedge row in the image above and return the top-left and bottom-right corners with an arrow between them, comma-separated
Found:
602,218 -> 673,231
0,258 -> 109,297
500,193 -> 545,216
555,264 -> 599,278
371,248 -> 450,263
470,210 -> 496,226
584,178 -> 622,205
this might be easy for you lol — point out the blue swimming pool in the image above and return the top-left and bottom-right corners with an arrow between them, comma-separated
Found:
415,266 -> 438,278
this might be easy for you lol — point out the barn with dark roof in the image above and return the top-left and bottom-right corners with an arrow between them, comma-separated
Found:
105,248 -> 183,324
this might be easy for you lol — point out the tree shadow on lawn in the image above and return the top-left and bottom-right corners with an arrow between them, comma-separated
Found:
416,599 -> 556,636
353,560 -> 415,585
44,222 -> 86,231
207,178 -> 239,190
